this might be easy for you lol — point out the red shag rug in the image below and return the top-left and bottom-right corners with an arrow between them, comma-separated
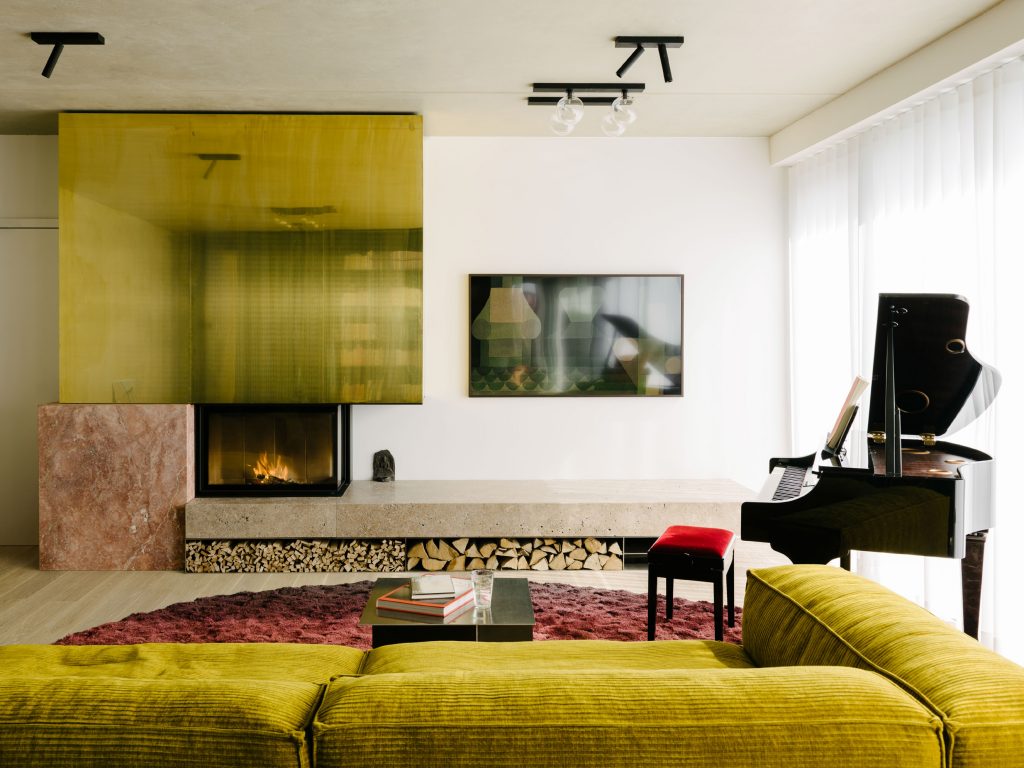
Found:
56,581 -> 742,648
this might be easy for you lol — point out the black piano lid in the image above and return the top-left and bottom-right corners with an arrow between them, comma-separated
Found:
867,293 -> 1001,438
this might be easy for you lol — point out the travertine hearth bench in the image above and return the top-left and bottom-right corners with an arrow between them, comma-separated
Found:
184,479 -> 754,573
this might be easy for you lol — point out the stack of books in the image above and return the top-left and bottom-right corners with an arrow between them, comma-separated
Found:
375,575 -> 475,622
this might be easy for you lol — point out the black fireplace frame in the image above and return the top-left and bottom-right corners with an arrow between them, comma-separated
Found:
195,404 -> 351,497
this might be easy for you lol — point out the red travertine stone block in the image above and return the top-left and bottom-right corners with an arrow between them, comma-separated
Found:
38,404 -> 193,570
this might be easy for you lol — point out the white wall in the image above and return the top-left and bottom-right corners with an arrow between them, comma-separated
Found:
351,138 -> 789,491
0,135 -> 788,544
0,136 -> 58,545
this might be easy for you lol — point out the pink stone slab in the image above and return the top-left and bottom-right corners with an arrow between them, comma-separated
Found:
38,404 -> 193,570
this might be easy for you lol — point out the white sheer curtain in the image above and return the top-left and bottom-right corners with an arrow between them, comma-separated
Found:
789,58 -> 1024,661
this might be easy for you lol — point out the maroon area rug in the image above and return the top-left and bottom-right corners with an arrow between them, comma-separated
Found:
56,581 -> 742,648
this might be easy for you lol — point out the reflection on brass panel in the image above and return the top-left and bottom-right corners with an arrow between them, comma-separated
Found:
59,113 -> 422,404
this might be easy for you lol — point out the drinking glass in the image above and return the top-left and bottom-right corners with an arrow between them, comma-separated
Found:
471,569 -> 493,608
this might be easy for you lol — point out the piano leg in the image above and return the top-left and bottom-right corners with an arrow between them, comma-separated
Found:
962,530 -> 988,640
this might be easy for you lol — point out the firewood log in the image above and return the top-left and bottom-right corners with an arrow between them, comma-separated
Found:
408,541 -> 427,560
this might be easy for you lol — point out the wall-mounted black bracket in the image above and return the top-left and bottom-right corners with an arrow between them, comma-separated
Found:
30,32 -> 105,78
528,82 -> 645,106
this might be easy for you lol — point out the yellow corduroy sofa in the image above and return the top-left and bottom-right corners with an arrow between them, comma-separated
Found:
1,564 -> 1022,768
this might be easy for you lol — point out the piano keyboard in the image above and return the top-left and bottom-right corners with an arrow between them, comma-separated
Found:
757,464 -> 814,502
772,465 -> 808,500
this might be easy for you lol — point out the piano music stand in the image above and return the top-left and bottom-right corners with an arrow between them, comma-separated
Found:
821,404 -> 858,463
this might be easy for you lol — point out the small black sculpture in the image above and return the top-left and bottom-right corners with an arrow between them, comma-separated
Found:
372,450 -> 395,482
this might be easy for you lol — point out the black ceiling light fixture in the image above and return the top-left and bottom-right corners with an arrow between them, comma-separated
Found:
614,36 -> 684,83
195,153 -> 241,180
30,32 -> 105,78
529,83 -> 645,136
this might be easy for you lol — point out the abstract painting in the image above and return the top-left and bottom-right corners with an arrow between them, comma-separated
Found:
469,274 -> 683,397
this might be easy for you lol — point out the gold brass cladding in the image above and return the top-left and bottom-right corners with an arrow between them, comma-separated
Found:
59,113 -> 423,404
191,229 -> 422,404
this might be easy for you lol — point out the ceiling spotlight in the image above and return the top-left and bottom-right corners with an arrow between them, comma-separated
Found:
549,113 -> 575,137
550,89 -> 584,135
601,91 -> 638,137
600,114 -> 626,137
30,32 -> 105,78
555,90 -> 585,127
529,83 -> 645,136
610,92 -> 637,126
614,36 -> 683,83
615,45 -> 645,79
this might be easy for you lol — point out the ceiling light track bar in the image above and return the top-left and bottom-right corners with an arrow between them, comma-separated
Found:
30,32 -> 105,45
532,82 -> 645,94
614,36 -> 684,49
528,96 -> 619,106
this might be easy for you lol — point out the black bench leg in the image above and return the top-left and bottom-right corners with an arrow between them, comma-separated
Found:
647,567 -> 658,641
713,574 -> 724,641
726,554 -> 735,627
665,577 -> 674,619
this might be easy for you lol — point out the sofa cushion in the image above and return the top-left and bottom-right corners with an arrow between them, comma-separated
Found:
361,638 -> 755,675
0,643 -> 365,768
743,564 -> 1024,768
314,666 -> 942,768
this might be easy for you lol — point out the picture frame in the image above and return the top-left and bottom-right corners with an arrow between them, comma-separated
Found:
469,274 -> 683,397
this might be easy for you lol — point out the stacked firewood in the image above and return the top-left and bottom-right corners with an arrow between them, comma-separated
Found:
185,538 -> 406,573
406,537 -> 623,571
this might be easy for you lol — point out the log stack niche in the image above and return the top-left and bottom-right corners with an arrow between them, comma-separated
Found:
408,537 -> 623,571
184,479 -> 752,574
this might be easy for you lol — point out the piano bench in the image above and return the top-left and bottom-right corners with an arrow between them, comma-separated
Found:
647,525 -> 736,641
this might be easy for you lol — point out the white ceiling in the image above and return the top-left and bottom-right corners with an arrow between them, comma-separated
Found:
0,0 -> 1005,138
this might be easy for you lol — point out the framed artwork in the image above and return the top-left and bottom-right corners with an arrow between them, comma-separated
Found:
469,274 -> 683,397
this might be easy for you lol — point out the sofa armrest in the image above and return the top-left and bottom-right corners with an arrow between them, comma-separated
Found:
743,564 -> 1024,768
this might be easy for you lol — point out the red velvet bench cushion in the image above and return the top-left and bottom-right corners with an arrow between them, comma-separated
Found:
649,525 -> 735,560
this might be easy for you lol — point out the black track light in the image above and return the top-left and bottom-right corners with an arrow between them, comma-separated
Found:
615,44 -> 645,78
658,44 -> 672,83
614,36 -> 683,83
41,43 -> 64,78
195,153 -> 241,180
30,32 -> 104,78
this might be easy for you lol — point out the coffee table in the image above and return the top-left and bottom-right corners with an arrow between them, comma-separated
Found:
360,577 -> 535,648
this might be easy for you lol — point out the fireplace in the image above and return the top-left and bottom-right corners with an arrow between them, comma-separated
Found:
195,405 -> 350,496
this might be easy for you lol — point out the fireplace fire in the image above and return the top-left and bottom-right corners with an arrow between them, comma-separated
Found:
195,405 -> 350,496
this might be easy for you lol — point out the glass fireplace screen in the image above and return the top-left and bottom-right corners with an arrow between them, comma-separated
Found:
196,405 -> 350,496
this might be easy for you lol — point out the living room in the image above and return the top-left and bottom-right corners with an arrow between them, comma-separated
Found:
1,2 -> 1023,766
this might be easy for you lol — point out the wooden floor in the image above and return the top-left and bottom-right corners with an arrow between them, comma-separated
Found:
0,544 -> 788,645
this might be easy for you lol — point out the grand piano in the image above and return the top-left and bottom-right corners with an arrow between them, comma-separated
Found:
742,294 -> 1000,638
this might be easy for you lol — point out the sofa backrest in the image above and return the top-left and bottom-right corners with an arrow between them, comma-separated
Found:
743,564 -> 1024,768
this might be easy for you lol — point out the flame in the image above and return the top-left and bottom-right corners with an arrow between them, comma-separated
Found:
250,451 -> 292,484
